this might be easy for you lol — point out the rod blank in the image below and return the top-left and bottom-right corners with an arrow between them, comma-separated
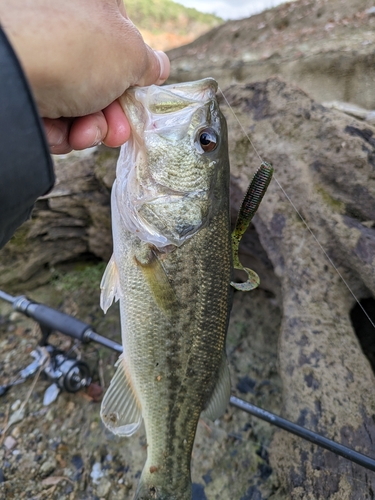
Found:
2,289 -> 375,473
230,396 -> 375,472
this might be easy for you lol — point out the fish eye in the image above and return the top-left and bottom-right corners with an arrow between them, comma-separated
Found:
197,128 -> 218,153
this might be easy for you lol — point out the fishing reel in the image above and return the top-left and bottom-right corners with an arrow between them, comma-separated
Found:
0,344 -> 91,403
1,290 -> 375,472
38,345 -> 91,392
0,291 -> 120,403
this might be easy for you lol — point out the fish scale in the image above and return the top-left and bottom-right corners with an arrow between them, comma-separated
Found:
100,78 -> 233,500
116,229 -> 232,498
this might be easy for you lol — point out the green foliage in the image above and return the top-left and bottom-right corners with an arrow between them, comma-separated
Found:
52,262 -> 107,293
125,0 -> 222,35
8,224 -> 29,250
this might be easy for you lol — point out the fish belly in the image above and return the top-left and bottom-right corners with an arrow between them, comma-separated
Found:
118,210 -> 232,499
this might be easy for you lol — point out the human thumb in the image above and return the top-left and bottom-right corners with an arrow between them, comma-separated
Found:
136,48 -> 170,87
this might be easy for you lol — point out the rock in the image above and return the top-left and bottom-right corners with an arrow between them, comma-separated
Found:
11,400 -> 21,411
66,401 -> 75,413
4,436 -> 17,450
167,0 -> 375,110
97,477 -> 112,497
9,312 -> 24,322
90,462 -> 104,485
0,146 -> 117,289
43,384 -> 60,407
322,100 -> 375,122
40,458 -> 57,477
71,454 -> 84,471
8,408 -> 25,427
11,426 -> 21,439
223,77 -> 375,499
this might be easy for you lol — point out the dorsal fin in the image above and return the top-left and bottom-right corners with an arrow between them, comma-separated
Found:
100,355 -> 142,436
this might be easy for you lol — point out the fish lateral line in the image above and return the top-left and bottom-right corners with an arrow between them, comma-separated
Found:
231,162 -> 274,291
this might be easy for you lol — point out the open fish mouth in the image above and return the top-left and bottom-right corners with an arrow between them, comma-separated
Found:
115,78 -> 224,249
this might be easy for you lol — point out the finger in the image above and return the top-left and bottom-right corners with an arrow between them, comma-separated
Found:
102,100 -> 131,148
115,5 -> 169,87
154,50 -> 170,85
43,118 -> 73,154
68,112 -> 108,150
115,0 -> 127,17
135,49 -> 170,87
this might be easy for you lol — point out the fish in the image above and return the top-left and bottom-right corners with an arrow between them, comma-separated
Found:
99,78 -> 233,500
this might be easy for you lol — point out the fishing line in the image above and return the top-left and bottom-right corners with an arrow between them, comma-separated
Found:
2,290 -> 375,474
219,86 -> 375,332
274,178 -> 375,331
219,88 -> 264,164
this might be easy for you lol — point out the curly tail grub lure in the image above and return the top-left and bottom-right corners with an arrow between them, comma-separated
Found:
231,161 -> 274,291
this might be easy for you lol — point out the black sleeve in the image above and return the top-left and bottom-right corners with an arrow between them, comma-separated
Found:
0,25 -> 55,249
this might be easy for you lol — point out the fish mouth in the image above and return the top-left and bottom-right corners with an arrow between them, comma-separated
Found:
119,79 -> 219,143
132,78 -> 218,113
146,78 -> 218,112
115,78 -> 224,249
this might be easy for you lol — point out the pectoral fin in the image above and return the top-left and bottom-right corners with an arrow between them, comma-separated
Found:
100,355 -> 142,436
136,247 -> 179,318
201,352 -> 231,421
100,254 -> 121,314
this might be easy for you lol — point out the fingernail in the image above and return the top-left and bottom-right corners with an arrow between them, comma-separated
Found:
93,127 -> 103,146
48,125 -> 64,146
155,51 -> 170,84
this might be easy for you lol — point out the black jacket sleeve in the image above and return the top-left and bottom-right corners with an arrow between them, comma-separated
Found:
0,25 -> 55,249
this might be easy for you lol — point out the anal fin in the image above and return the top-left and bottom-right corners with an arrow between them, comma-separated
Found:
201,352 -> 231,421
100,355 -> 142,436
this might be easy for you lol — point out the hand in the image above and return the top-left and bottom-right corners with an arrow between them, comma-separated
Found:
0,0 -> 170,153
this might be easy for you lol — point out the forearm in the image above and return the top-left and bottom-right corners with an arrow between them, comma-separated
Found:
0,25 -> 54,248
0,0 -> 169,247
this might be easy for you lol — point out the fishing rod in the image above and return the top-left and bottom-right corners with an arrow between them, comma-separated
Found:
1,290 -> 375,473
0,290 -> 121,400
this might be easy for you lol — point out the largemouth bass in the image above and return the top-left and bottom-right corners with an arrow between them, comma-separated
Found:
100,78 -> 233,500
